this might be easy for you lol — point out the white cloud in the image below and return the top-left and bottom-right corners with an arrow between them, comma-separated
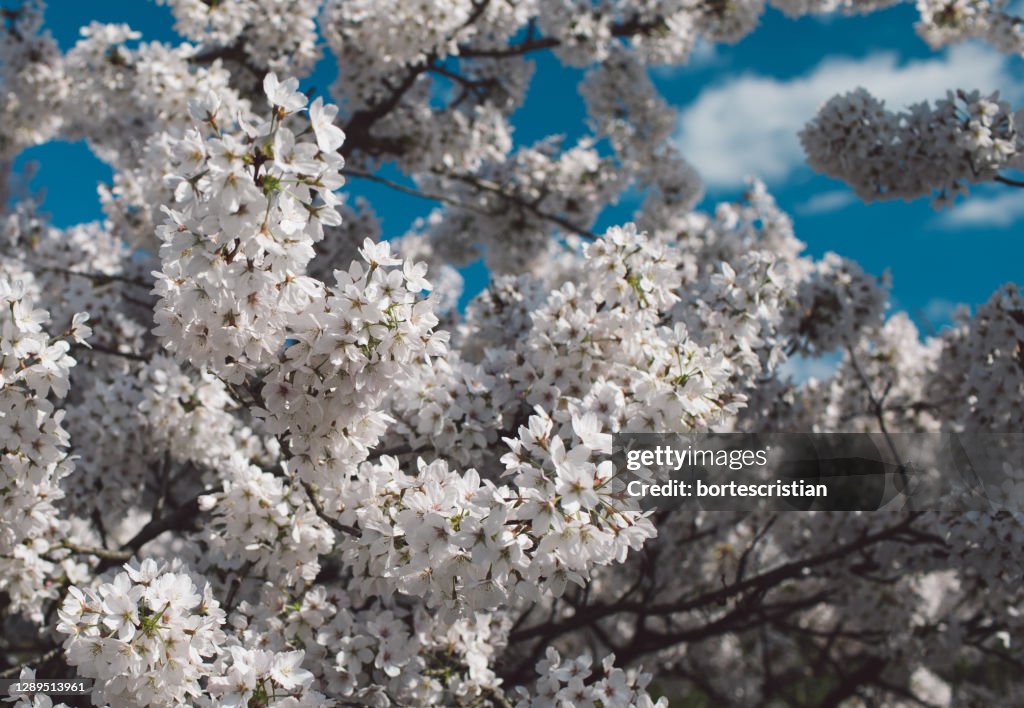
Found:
795,189 -> 856,215
675,44 -> 1019,190
936,189 -> 1024,228
777,352 -> 842,383
921,298 -> 960,325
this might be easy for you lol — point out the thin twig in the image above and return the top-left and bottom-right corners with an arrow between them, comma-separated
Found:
61,541 -> 132,563
433,170 -> 599,239
15,260 -> 151,288
0,646 -> 62,679
843,339 -> 911,498
344,167 -> 493,216
78,342 -> 151,363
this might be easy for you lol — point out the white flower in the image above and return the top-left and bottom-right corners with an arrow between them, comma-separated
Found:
309,97 -> 345,153
571,412 -> 611,454
69,312 -> 93,346
58,564 -> 226,707
263,72 -> 307,113
358,238 -> 402,268
270,650 -> 314,690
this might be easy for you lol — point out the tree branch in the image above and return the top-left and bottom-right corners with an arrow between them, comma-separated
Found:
79,342 -> 151,363
843,339 -> 911,496
432,170 -> 599,239
301,480 -> 359,537
74,491 -> 210,573
457,14 -> 668,58
995,174 -> 1024,188
224,559 -> 254,614
60,542 -> 131,562
0,646 -> 62,679
344,167 -> 494,215
510,513 -> 936,643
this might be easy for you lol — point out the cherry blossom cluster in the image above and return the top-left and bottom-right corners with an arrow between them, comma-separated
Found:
157,0 -> 323,76
390,230 -> 466,315
915,0 -> 1024,54
153,73 -> 345,383
308,195 -> 381,282
137,355 -> 265,468
321,0 -> 482,112
0,0 -> 65,163
256,238 -> 447,491
457,273 -> 552,358
331,407 -> 654,616
514,647 -> 666,708
815,313 -> 943,432
62,353 -> 272,529
58,23 -> 244,174
320,0 -> 529,177
534,0 -> 762,66
789,251 -> 889,353
0,203 -> 147,351
222,583 -> 511,705
202,646 -> 323,707
56,559 -> 226,708
770,0 -> 1024,55
506,224 -> 746,433
672,252 -> 793,390
638,180 -> 807,283
198,455 -> 334,587
0,276 -> 89,619
382,351 -> 512,470
929,283 -> 1024,431
801,87 -> 1024,205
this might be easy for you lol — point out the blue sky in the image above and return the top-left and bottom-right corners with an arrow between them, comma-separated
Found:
14,1 -> 1024,330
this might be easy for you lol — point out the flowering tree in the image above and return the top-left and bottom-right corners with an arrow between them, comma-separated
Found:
1,0 -> 1023,706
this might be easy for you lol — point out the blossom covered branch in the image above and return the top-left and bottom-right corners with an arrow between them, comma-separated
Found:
0,1 -> 1023,707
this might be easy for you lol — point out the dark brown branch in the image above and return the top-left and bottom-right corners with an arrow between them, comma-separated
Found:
82,491 -> 210,572
61,542 -> 131,563
614,592 -> 832,665
734,514 -> 778,584
13,260 -> 151,289
432,170 -> 599,239
0,646 -> 62,679
224,559 -> 254,613
510,513 -> 936,643
188,39 -> 249,66
79,342 -> 151,363
341,3 -> 492,159
122,492 -> 207,553
349,166 -> 599,239
995,174 -> 1024,188
427,61 -> 498,99
301,480 -> 359,537
457,37 -> 560,59
815,656 -> 887,708
457,14 -> 667,58
341,64 -> 429,159
344,167 -> 494,215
